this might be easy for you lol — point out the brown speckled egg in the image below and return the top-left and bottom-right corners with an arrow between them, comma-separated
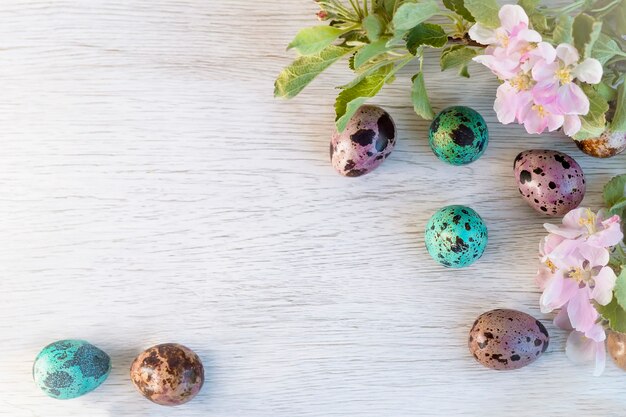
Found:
575,130 -> 626,158
607,331 -> 626,371
469,309 -> 549,371
330,105 -> 396,177
513,149 -> 585,216
130,343 -> 204,406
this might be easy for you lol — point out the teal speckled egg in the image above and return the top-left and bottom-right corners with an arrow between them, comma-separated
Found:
425,205 -> 488,268
33,340 -> 111,399
429,106 -> 488,165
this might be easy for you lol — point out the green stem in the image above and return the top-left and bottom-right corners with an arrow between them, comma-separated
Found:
348,0 -> 363,18
591,0 -> 621,13
542,0 -> 586,15
363,0 -> 369,16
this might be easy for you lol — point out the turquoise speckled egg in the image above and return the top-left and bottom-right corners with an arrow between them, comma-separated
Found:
429,106 -> 488,165
425,205 -> 488,268
33,340 -> 111,399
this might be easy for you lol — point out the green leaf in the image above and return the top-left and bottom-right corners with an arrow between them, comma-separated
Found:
604,174 -> 626,212
274,46 -> 352,99
392,1 -> 440,33
458,64 -> 470,78
518,0 -> 540,15
610,83 -> 626,133
363,15 -> 384,42
440,45 -> 478,71
597,81 -> 617,103
573,84 -> 609,140
411,72 -> 435,119
614,269 -> 626,312
335,63 -> 401,132
592,33 -> 623,65
405,23 -> 447,54
572,14 -> 603,58
529,13 -> 549,33
442,0 -> 475,22
553,15 -> 574,45
464,0 -> 500,29
611,198 -> 626,213
598,298 -> 626,334
287,26 -> 347,56
353,38 -> 390,69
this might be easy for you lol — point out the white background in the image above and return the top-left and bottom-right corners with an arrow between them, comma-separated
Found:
0,1 -> 625,416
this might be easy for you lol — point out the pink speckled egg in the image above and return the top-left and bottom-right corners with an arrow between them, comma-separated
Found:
330,105 -> 396,177
514,149 -> 585,216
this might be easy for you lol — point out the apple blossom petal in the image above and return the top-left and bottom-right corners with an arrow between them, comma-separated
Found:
544,223 -> 582,239
547,113 -> 565,131
532,78 -> 559,105
562,208 -> 589,229
544,237 -> 581,261
588,222 -> 625,248
554,306 -> 573,330
567,288 -> 598,333
498,4 -> 529,32
468,23 -> 498,45
585,323 -> 606,342
473,54 -> 520,80
579,245 -> 610,267
563,114 -> 582,136
532,60 -> 559,82
541,272 -> 578,312
494,83 -> 519,124
556,43 -> 580,67
530,42 -> 557,64
536,266 -> 553,291
555,83 -> 590,115
566,330 -> 597,363
516,28 -> 542,43
573,58 -> 603,84
593,339 -> 606,376
591,267 -> 617,306
522,109 -> 548,134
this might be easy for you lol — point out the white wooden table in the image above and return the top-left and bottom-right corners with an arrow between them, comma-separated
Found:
0,1 -> 625,416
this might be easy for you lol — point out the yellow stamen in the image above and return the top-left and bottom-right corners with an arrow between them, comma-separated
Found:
555,68 -> 573,84
544,258 -> 557,273
532,104 -> 547,118
577,208 -> 597,234
510,74 -> 532,91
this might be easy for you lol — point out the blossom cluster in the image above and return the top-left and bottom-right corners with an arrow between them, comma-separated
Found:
537,208 -> 623,375
469,5 -> 603,136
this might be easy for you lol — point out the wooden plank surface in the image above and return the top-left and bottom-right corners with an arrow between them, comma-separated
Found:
0,1 -> 625,416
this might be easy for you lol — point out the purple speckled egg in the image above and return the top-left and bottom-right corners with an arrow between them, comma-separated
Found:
469,309 -> 549,371
330,105 -> 396,177
513,149 -> 585,216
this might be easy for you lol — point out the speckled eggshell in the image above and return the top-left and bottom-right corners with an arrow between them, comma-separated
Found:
469,309 -> 549,371
130,343 -> 204,406
428,106 -> 488,165
607,331 -> 626,371
330,105 -> 396,177
575,130 -> 626,158
514,149 -> 585,216
33,339 -> 111,399
424,205 -> 488,268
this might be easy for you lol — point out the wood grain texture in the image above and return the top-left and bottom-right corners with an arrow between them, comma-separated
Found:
0,1 -> 624,416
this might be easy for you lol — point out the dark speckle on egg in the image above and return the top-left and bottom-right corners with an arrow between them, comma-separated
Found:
468,309 -> 549,370
331,105 -> 396,177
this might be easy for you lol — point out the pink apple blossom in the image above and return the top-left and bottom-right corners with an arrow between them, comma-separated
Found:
544,208 -> 624,258
537,207 -> 622,376
532,44 -> 602,118
469,5 -> 541,80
